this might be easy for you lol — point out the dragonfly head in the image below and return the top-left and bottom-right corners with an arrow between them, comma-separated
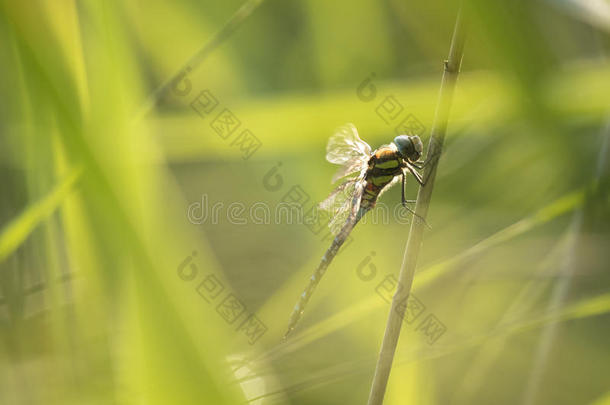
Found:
394,135 -> 423,162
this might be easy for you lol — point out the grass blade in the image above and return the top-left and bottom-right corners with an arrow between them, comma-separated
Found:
0,166 -> 81,263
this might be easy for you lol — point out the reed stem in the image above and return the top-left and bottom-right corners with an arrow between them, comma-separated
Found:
366,6 -> 466,405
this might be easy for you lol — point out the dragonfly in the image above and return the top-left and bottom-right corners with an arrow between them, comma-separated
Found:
283,123 -> 430,340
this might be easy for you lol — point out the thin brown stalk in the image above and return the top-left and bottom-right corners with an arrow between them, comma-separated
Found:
366,7 -> 467,405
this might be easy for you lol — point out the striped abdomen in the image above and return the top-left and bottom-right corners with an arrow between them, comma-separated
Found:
361,145 -> 403,209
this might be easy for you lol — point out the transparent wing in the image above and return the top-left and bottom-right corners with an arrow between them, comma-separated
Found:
319,169 -> 366,235
330,157 -> 369,183
326,124 -> 372,183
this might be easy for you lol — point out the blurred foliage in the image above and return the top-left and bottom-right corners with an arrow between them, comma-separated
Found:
1,0 -> 609,404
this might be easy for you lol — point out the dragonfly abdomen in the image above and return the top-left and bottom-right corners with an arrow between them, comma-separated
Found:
283,206 -> 369,340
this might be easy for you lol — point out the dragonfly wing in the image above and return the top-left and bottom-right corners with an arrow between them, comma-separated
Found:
331,157 -> 368,183
326,124 -> 372,182
320,170 -> 366,235
319,179 -> 356,235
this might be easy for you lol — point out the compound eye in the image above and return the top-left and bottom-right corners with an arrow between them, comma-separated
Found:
410,136 -> 423,154
406,136 -> 422,161
393,135 -> 413,158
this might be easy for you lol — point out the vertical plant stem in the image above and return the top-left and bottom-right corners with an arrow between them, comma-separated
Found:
367,7 -> 466,405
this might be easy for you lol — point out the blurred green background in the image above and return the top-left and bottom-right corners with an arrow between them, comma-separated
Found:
1,0 -> 609,404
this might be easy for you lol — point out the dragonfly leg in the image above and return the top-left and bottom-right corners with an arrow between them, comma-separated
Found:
401,172 -> 408,205
411,151 -> 441,170
408,157 -> 440,188
401,173 -> 431,229
399,181 -> 416,204
407,165 -> 426,187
